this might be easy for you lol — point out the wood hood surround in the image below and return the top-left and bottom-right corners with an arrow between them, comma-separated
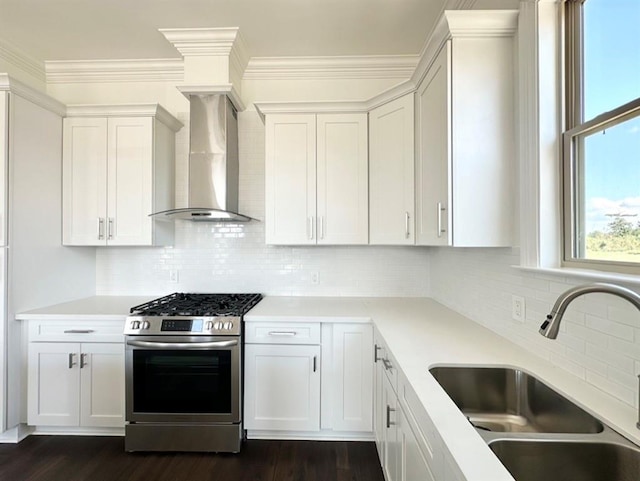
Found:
160,27 -> 248,111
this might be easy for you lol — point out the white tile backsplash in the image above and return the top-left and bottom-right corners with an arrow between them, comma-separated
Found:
430,246 -> 640,409
96,110 -> 430,297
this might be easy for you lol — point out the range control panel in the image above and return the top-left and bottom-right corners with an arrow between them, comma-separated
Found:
124,316 -> 241,336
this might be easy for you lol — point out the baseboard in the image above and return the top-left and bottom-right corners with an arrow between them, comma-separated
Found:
30,426 -> 125,437
246,430 -> 374,441
0,424 -> 34,443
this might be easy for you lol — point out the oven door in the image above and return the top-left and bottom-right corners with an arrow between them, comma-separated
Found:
125,336 -> 240,424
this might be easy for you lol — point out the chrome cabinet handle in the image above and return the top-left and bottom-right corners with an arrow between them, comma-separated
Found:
437,202 -> 446,238
374,344 -> 382,363
68,353 -> 77,369
97,218 -> 105,240
64,330 -> 95,334
126,339 -> 238,349
313,355 -> 317,372
319,216 -> 324,240
382,358 -> 393,371
107,218 -> 114,240
80,353 -> 88,368
308,217 -> 314,240
268,331 -> 297,337
405,212 -> 410,239
386,405 -> 396,428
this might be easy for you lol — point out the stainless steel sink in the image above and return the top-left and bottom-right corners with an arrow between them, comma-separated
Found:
429,366 -> 603,434
489,440 -> 640,481
430,365 -> 640,481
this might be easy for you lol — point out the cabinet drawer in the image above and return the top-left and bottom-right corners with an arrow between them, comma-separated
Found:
28,320 -> 125,343
245,322 -> 321,345
398,369 -> 442,475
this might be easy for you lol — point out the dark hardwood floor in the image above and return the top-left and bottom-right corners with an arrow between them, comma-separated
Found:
0,436 -> 384,481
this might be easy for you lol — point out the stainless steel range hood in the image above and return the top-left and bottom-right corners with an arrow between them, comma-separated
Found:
150,94 -> 254,222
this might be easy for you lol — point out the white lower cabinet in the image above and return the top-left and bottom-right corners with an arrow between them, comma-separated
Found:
244,343 -> 321,431
374,332 -> 442,481
330,323 -> 373,432
382,372 -> 400,481
399,408 -> 436,481
244,321 -> 373,438
27,341 -> 125,428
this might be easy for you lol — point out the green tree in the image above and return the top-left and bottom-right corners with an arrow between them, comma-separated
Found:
607,217 -> 633,237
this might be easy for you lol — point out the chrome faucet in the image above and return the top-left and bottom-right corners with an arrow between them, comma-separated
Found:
538,282 -> 640,430
539,283 -> 640,339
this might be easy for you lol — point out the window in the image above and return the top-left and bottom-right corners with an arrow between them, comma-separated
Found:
564,0 -> 640,271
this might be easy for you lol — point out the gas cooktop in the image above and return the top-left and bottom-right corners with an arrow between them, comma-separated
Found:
129,292 -> 263,317
125,293 -> 263,336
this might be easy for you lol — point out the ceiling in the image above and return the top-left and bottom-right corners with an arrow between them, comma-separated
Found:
0,0 -> 447,62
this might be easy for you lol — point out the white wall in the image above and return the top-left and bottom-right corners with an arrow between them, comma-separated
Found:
429,247 -> 640,410
96,109 -> 431,297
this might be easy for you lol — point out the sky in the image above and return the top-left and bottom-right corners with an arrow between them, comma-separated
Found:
582,0 -> 640,233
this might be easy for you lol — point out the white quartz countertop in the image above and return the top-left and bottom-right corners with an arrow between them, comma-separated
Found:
247,296 -> 640,481
15,296 -> 154,321
244,296 -> 372,323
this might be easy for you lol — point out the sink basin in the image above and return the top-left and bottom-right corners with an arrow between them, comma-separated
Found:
489,440 -> 640,481
429,366 -> 603,433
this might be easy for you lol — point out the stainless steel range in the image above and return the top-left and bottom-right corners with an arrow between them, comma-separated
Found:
124,292 -> 262,453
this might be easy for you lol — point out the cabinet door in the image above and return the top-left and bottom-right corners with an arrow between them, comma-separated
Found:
244,343 -> 320,431
0,92 -> 7,247
62,117 -> 108,246
27,342 -> 80,426
415,43 -> 452,246
369,94 -> 415,245
373,339 -> 385,458
79,343 -> 125,428
107,117 -> 153,246
383,373 -> 400,481
332,323 -> 373,432
316,114 -> 368,244
399,408 -> 437,481
265,114 -> 317,245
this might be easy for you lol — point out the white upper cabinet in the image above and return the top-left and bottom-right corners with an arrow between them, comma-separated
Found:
265,112 -> 368,245
265,114 -> 316,245
317,114 -> 368,245
369,94 -> 415,245
62,105 -> 182,247
415,11 -> 517,247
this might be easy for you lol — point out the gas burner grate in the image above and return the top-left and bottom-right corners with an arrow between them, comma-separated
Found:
130,293 -> 262,317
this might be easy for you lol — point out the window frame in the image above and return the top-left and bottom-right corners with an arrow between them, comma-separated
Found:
562,0 -> 640,274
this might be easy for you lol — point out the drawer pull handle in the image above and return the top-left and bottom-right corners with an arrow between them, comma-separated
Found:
68,353 -> 77,369
268,331 -> 297,337
64,330 -> 95,334
386,405 -> 396,428
374,344 -> 382,363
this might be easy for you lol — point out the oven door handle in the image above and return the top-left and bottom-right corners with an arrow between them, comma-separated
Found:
125,339 -> 238,349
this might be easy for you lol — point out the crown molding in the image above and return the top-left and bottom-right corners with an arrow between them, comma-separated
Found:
177,84 -> 245,112
65,103 -> 183,131
366,79 -> 417,111
0,73 -> 66,116
243,55 -> 418,80
45,59 -> 184,83
254,100 -> 369,122
0,38 -> 46,84
444,10 -> 520,37
159,27 -> 243,57
412,8 -> 518,88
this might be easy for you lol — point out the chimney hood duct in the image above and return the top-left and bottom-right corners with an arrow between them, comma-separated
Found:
150,94 -> 254,222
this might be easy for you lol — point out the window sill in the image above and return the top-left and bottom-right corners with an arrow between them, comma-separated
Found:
512,265 -> 640,287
